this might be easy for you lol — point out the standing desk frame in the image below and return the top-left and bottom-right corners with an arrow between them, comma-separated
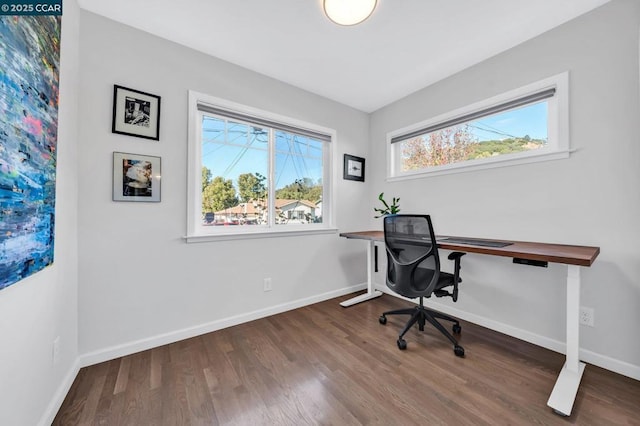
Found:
339,231 -> 600,417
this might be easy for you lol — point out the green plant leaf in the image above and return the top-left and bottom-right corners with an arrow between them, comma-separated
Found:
373,192 -> 400,218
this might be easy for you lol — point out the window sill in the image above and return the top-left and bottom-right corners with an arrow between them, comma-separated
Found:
388,149 -> 573,182
184,227 -> 339,243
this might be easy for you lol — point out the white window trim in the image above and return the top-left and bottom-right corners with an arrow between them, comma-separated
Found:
186,90 -> 337,242
387,72 -> 571,181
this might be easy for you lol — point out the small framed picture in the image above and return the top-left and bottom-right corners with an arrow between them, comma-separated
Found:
113,152 -> 161,202
343,154 -> 365,182
112,85 -> 161,140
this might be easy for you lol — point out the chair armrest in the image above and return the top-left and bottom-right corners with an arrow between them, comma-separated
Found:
447,252 -> 466,302
447,251 -> 466,261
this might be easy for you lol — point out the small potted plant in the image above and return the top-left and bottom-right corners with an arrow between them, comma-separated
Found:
374,192 -> 400,218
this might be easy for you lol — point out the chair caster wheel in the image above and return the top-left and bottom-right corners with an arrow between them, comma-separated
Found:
452,324 -> 462,334
379,316 -> 387,325
454,345 -> 465,357
397,338 -> 407,350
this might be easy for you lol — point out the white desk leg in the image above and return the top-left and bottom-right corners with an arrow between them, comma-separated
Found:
547,265 -> 586,416
340,239 -> 383,307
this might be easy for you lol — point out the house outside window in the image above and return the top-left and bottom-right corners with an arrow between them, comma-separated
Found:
187,91 -> 334,241
388,72 -> 570,179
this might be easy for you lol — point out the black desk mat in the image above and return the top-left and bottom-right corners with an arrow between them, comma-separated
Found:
439,237 -> 513,248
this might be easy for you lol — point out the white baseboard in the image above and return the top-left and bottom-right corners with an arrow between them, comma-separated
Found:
39,357 -> 81,426
376,286 -> 640,381
79,283 -> 367,368
577,347 -> 640,381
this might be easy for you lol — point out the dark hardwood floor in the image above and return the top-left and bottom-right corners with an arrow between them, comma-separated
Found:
54,294 -> 640,425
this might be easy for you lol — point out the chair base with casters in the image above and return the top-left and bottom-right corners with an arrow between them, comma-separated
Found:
379,296 -> 465,357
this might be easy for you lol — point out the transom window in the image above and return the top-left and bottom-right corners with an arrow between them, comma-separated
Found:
388,73 -> 570,179
187,91 -> 334,241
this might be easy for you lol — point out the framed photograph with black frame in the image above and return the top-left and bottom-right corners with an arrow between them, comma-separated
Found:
112,85 -> 161,140
113,152 -> 161,202
343,154 -> 365,182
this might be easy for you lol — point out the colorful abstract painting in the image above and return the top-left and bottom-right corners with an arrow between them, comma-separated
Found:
0,16 -> 61,290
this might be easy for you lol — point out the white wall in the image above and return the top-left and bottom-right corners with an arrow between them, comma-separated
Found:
0,1 -> 81,425
369,0 -> 640,378
77,11 -> 372,361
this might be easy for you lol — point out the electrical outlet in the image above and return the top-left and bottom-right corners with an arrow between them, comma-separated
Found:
52,336 -> 61,365
263,277 -> 272,292
579,306 -> 595,327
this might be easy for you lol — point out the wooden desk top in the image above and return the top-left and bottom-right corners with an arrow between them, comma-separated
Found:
339,231 -> 600,267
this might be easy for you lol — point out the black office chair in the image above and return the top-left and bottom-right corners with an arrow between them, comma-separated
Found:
379,214 -> 466,356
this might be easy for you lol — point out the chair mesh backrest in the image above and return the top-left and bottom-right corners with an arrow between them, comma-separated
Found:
384,215 -> 441,298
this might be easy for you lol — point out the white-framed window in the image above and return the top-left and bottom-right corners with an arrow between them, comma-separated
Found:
186,91 -> 335,242
387,72 -> 570,180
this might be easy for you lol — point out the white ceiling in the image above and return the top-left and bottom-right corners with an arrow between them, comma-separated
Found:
77,0 -> 610,113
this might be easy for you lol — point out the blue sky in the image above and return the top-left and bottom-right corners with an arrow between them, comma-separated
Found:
468,101 -> 547,142
202,117 -> 323,190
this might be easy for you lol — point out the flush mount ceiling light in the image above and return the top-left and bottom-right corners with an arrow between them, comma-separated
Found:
323,0 -> 378,26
